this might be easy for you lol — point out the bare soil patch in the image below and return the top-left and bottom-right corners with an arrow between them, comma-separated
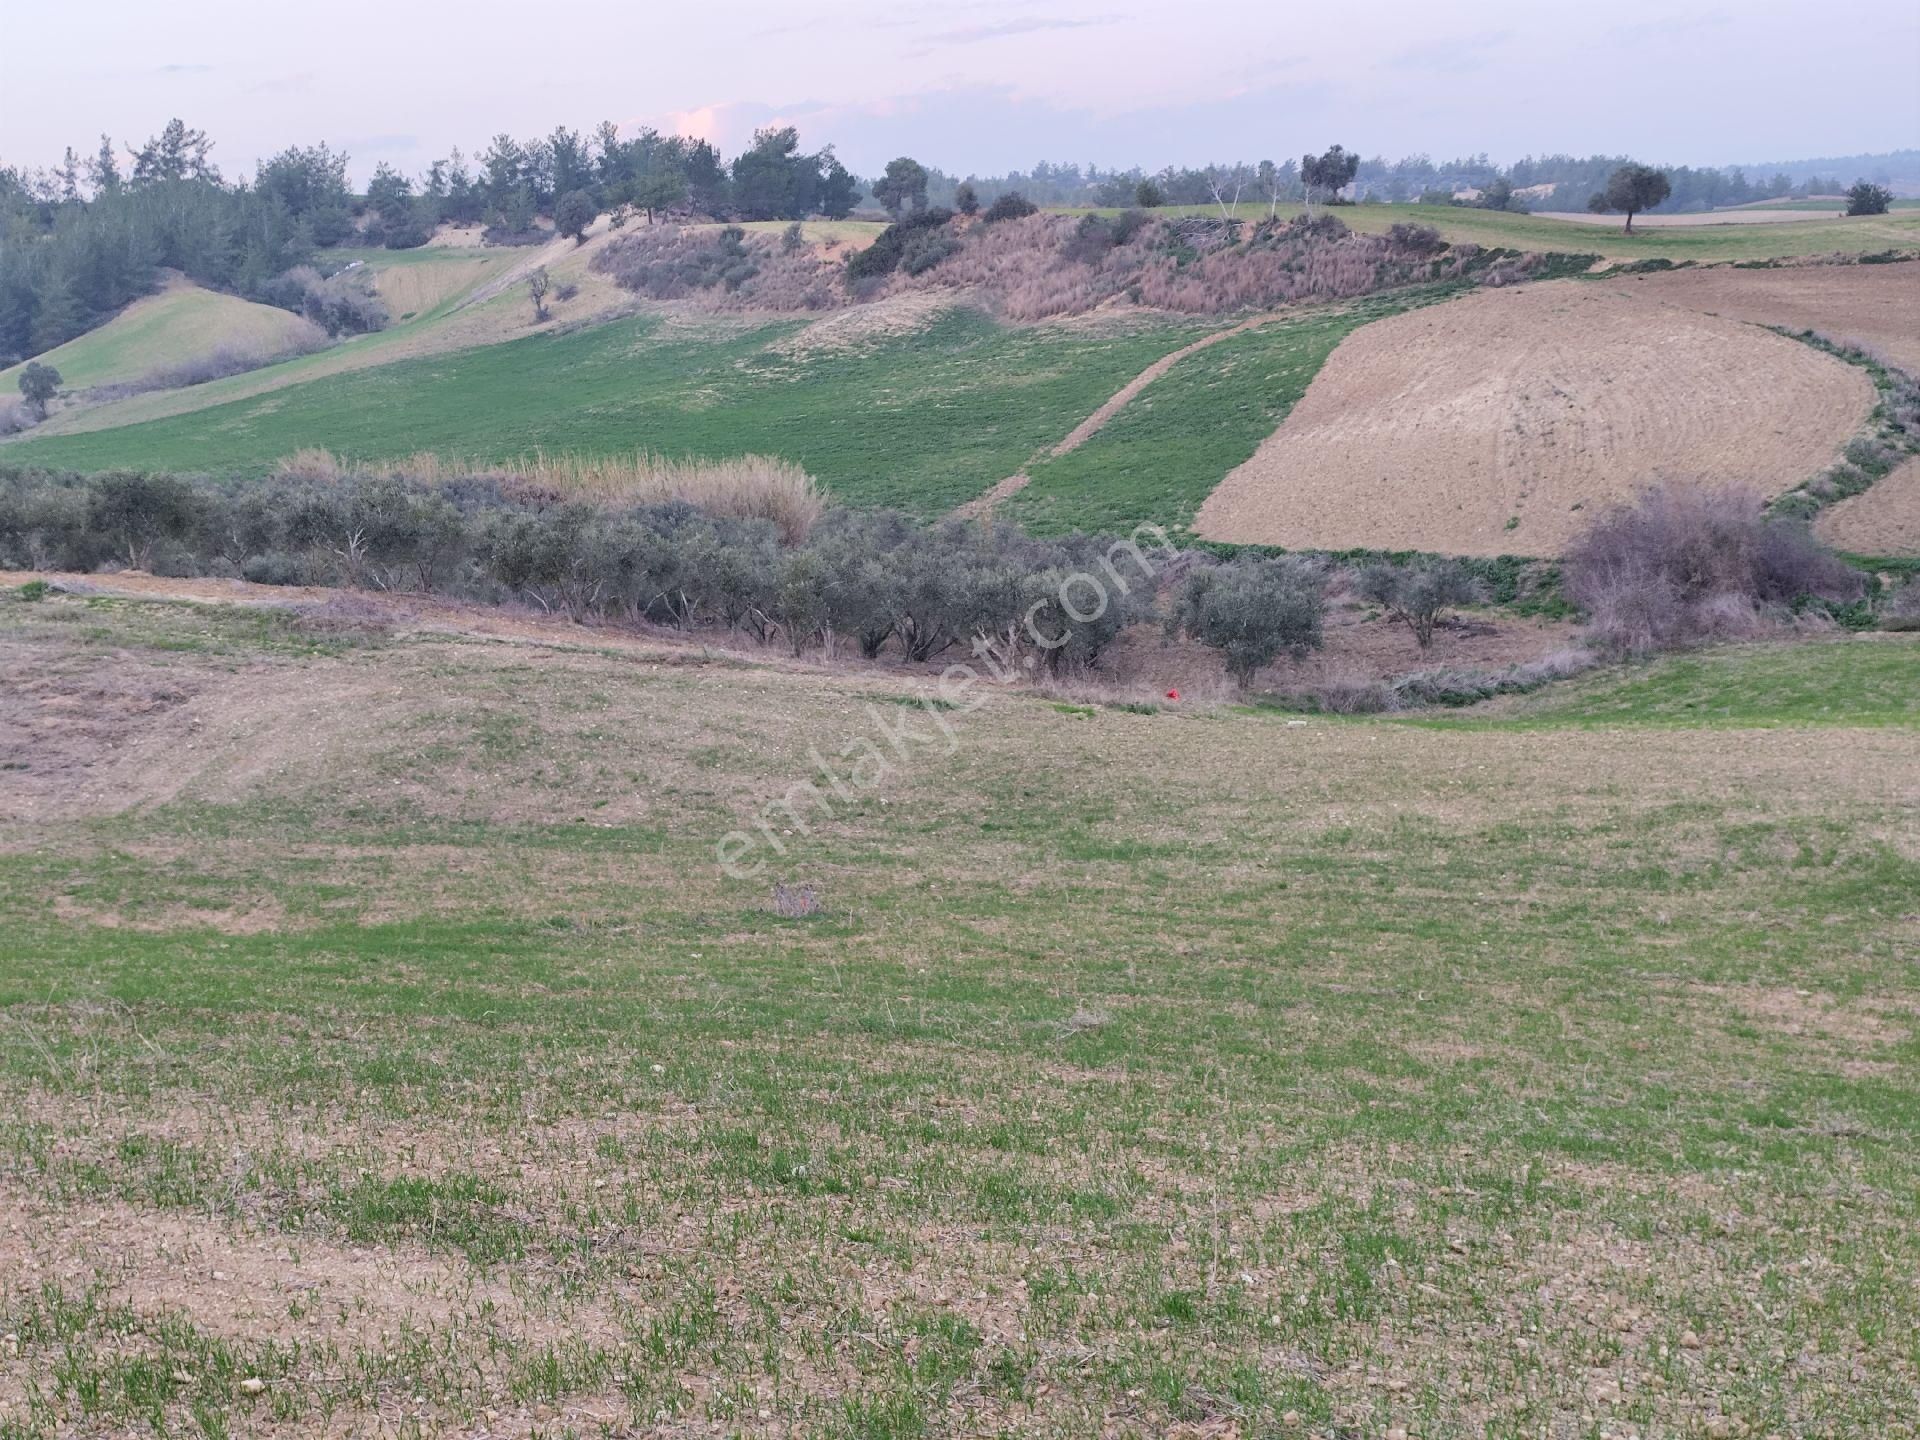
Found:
1599,260 -> 1920,371
1195,280 -> 1874,556
1816,454 -> 1920,556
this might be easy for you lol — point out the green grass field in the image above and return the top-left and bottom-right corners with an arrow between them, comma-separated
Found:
1720,198 -> 1920,213
1095,201 -> 1920,264
3,308 -> 1220,514
1,590 -> 1915,1438
1006,288 -> 1460,536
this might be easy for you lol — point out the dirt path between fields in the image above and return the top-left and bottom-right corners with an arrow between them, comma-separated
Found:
953,312 -> 1288,520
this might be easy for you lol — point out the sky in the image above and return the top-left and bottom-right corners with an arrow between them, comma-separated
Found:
3,0 -> 1917,183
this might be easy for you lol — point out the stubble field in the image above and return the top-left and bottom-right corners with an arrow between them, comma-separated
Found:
1,586 -> 1916,1439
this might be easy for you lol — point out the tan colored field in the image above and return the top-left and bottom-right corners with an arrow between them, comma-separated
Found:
1195,280 -> 1875,556
1816,455 -> 1920,556
363,253 -> 507,320
1599,260 -> 1920,371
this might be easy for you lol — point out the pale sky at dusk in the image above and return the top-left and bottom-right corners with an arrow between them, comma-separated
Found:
4,0 -> 1916,183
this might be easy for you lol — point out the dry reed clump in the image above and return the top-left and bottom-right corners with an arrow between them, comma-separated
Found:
269,448 -> 826,545
495,451 -> 826,545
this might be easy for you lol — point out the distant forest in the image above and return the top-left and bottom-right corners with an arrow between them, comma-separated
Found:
2,114 -> 1913,367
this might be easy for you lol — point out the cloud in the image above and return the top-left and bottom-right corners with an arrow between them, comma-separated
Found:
1606,13 -> 1730,43
1387,31 -> 1510,74
923,14 -> 1125,47
645,79 -> 1350,175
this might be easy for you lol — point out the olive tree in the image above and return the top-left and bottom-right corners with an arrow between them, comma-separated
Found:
1356,559 -> 1482,649
1172,557 -> 1325,688
17,362 -> 60,420
1587,164 -> 1671,233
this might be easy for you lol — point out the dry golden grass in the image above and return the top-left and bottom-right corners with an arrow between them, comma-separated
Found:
271,446 -> 827,543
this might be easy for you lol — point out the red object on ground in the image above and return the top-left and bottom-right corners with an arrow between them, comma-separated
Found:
1166,689 -> 1180,701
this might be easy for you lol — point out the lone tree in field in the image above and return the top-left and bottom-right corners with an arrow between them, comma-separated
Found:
873,157 -> 930,218
1587,164 -> 1671,233
1301,146 -> 1359,215
1135,179 -> 1165,209
17,361 -> 60,420
1357,559 -> 1483,649
527,267 -> 550,321
555,189 -> 596,244
1845,181 -> 1893,216
953,181 -> 980,216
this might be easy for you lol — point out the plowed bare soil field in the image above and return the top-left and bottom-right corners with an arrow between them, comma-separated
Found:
1817,455 -> 1920,556
1195,279 -> 1876,556
1600,261 -> 1920,371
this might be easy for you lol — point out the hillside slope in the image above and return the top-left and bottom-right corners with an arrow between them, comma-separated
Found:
0,273 -> 326,394
1195,278 -> 1876,555
0,305 -> 1219,514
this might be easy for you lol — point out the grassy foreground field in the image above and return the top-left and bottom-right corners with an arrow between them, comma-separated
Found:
1,590 -> 1916,1438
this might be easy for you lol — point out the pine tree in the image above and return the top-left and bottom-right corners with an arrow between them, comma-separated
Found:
28,279 -> 85,355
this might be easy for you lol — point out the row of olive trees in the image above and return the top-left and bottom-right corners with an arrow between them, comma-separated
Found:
1,467 -> 1513,686
0,469 -> 1134,670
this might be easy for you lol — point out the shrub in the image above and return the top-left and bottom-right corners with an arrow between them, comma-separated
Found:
0,398 -> 36,436
1385,222 -> 1445,256
592,226 -> 831,309
1564,482 -> 1862,654
260,265 -> 388,336
1845,182 -> 1893,217
87,470 -> 203,570
846,209 -> 955,280
1882,581 -> 1920,632
898,230 -> 960,276
0,467 -> 103,570
0,464 -> 1185,673
1171,556 -> 1325,687
982,192 -> 1038,223
1356,559 -> 1483,648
